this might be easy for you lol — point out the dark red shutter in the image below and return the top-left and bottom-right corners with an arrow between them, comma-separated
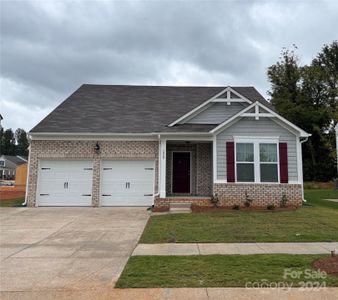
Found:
226,142 -> 235,182
279,143 -> 288,183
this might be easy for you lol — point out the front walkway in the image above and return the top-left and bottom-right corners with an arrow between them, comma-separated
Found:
133,242 -> 338,256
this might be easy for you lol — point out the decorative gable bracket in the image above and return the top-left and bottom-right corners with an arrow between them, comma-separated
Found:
168,86 -> 252,127
241,103 -> 274,120
210,101 -> 311,138
211,88 -> 251,106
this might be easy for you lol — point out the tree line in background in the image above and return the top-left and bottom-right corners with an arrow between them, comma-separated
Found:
268,40 -> 337,181
0,128 -> 29,157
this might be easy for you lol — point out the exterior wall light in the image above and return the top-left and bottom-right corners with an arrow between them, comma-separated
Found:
94,142 -> 100,154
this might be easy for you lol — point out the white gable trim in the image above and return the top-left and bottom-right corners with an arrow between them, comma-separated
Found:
168,87 -> 252,127
210,101 -> 311,138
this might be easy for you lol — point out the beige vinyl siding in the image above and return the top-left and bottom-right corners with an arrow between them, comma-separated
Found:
216,118 -> 298,182
186,102 -> 248,124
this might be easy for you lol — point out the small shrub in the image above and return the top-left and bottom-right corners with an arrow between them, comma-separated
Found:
232,204 -> 240,210
167,232 -> 177,243
267,204 -> 276,210
210,193 -> 219,207
244,191 -> 253,207
280,193 -> 288,207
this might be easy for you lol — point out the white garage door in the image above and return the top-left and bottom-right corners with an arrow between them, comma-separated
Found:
101,160 -> 154,206
37,160 -> 93,206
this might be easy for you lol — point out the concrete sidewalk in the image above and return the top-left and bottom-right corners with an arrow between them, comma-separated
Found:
2,288 -> 338,300
133,242 -> 338,256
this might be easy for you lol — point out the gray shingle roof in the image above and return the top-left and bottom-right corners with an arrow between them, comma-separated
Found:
30,84 -> 272,134
0,155 -> 27,165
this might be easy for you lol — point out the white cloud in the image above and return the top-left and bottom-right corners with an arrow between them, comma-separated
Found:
0,99 -> 51,131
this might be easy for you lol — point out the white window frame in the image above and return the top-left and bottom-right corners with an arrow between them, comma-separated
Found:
234,137 -> 280,184
0,160 -> 5,167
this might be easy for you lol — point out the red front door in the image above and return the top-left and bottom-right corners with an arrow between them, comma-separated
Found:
172,152 -> 190,193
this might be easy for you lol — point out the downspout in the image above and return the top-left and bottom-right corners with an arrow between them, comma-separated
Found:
22,140 -> 32,206
300,136 -> 309,202
153,134 -> 161,198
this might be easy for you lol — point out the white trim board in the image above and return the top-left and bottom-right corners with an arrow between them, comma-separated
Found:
210,101 -> 310,138
29,132 -> 213,141
168,87 -> 252,127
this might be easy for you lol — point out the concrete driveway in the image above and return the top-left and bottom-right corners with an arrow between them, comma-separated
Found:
0,207 -> 149,293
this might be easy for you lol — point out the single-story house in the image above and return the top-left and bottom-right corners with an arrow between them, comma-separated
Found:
25,85 -> 310,208
0,155 -> 27,180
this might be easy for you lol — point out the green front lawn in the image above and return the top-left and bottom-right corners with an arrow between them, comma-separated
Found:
0,197 -> 25,207
140,189 -> 338,243
305,189 -> 338,209
116,254 -> 338,288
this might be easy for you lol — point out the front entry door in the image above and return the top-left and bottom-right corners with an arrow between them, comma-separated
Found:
172,152 -> 191,193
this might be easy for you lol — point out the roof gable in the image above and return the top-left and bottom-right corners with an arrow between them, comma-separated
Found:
30,84 -> 272,134
210,101 -> 310,137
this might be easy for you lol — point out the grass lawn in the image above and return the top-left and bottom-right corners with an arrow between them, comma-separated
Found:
116,254 -> 338,288
304,189 -> 338,210
0,197 -> 25,207
140,189 -> 338,243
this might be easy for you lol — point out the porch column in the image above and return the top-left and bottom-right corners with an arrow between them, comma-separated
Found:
159,139 -> 166,198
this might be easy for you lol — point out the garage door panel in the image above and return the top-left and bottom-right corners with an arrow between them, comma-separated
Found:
37,160 -> 93,206
101,160 -> 154,206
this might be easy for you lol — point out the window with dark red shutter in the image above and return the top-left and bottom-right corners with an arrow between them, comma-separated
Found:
226,142 -> 235,182
279,143 -> 288,183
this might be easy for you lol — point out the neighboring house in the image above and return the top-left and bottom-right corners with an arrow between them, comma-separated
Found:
26,85 -> 310,208
0,155 -> 27,180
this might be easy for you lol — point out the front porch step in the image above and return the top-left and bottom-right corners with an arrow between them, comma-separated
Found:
169,202 -> 192,213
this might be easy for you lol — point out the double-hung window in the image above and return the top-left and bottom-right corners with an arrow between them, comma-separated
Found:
235,139 -> 279,183
260,143 -> 278,182
236,143 -> 254,182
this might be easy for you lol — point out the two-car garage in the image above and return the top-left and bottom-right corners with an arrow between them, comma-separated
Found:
36,159 -> 155,207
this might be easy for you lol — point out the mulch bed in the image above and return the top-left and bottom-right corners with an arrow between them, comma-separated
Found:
191,205 -> 297,213
313,256 -> 338,277
152,206 -> 170,212
151,205 -> 297,213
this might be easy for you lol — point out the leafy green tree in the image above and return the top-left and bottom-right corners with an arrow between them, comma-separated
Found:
15,128 -> 29,156
0,128 -> 16,155
268,41 -> 337,181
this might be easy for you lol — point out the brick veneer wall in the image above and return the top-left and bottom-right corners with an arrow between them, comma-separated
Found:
196,143 -> 212,195
27,140 -> 158,207
213,183 -> 303,207
155,183 -> 302,208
